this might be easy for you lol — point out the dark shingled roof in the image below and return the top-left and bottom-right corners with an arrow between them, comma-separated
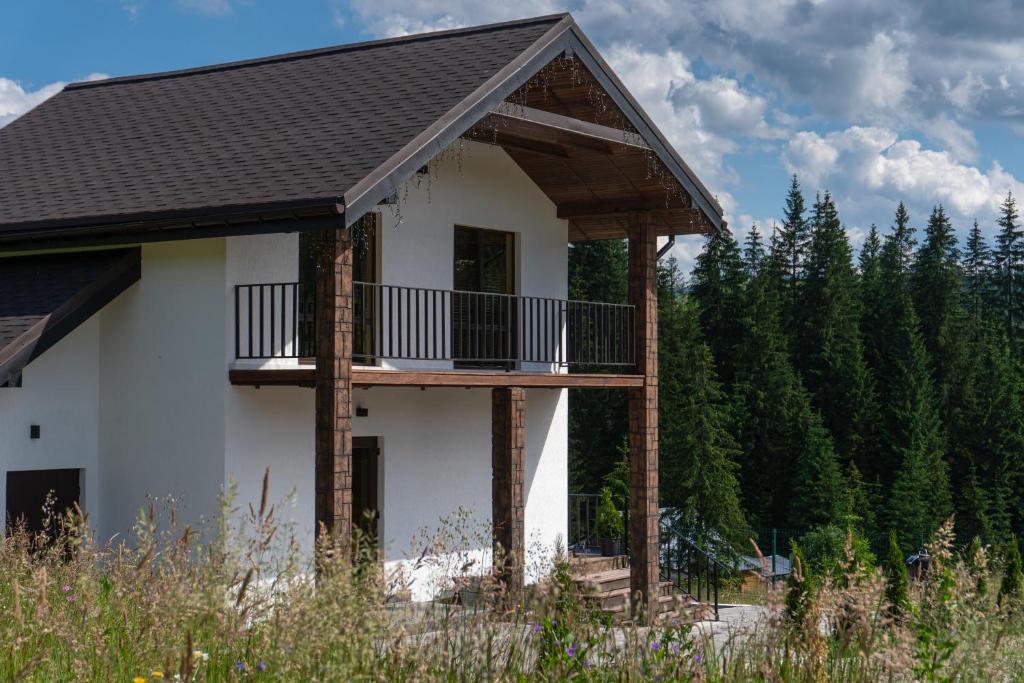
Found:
0,249 -> 141,386
0,15 -> 566,237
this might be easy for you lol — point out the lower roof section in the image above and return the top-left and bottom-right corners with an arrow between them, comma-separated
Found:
0,248 -> 141,386
229,366 -> 643,389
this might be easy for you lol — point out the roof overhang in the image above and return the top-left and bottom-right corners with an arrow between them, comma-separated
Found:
0,248 -> 141,385
341,15 -> 724,238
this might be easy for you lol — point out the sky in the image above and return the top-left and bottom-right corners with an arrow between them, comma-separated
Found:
3,0 -> 1024,270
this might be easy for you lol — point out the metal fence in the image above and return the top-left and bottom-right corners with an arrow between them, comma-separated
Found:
235,281 -> 636,368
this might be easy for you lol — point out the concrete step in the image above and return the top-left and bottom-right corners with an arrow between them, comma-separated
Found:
574,567 -> 631,593
569,554 -> 628,575
581,581 -> 674,610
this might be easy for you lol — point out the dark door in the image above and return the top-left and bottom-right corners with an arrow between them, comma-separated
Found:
352,437 -> 379,543
453,226 -> 516,367
6,468 -> 81,538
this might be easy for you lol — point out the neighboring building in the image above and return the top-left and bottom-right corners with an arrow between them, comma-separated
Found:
735,555 -> 792,592
0,14 -> 722,608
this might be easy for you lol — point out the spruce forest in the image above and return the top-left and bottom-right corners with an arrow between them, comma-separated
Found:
569,176 -> 1024,557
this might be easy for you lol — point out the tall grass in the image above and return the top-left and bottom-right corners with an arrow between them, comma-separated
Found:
3,475 -> 1024,681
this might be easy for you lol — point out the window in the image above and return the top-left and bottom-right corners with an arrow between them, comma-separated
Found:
452,226 -> 516,367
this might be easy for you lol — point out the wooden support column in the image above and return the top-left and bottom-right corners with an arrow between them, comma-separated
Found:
627,212 -> 659,620
315,226 -> 354,553
492,386 -> 526,595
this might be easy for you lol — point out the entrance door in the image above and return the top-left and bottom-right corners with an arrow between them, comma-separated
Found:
453,226 -> 516,367
5,468 -> 81,538
352,437 -> 380,543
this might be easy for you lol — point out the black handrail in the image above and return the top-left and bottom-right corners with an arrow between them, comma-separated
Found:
658,520 -> 724,621
234,281 -> 636,368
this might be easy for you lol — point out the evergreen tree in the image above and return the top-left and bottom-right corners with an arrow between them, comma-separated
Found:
912,205 -> 961,367
773,175 -> 811,339
885,531 -> 910,617
658,261 -> 746,540
889,201 -> 917,274
742,224 -> 766,276
870,208 -> 952,548
796,191 -> 878,468
690,229 -> 747,389
994,192 -> 1024,354
729,259 -> 843,528
963,219 -> 993,320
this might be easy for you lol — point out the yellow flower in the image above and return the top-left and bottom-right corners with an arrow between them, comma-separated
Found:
132,677 -> 146,683
152,673 -> 164,679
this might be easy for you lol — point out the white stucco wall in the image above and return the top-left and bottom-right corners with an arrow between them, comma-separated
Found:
97,239 -> 228,543
3,141 -> 570,600
0,318 -> 101,530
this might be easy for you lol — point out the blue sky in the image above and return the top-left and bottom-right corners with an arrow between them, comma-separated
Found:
3,0 -> 1023,269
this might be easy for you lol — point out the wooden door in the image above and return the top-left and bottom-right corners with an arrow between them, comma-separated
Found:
352,437 -> 379,543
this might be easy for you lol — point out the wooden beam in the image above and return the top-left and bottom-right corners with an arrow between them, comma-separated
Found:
314,226 -> 353,553
627,212 -> 660,622
492,386 -> 525,596
487,131 -> 569,157
229,367 -> 645,389
558,201 -> 700,220
491,103 -> 650,152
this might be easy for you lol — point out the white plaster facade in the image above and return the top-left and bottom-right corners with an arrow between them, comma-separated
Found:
0,142 -> 569,599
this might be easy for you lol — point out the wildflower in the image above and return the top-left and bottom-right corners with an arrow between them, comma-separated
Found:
62,585 -> 71,592
256,660 -> 267,672
236,660 -> 246,673
565,644 -> 577,657
650,641 -> 660,651
669,643 -> 680,654
694,654 -> 703,664
532,622 -> 542,634
192,650 -> 209,663
133,678 -> 146,683
152,673 -> 164,680
67,594 -> 77,602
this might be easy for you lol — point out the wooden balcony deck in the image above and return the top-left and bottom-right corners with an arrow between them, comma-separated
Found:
229,366 -> 643,389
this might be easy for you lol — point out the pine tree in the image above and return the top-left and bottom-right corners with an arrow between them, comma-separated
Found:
743,224 -> 766,276
690,229 -> 747,389
729,261 -> 843,529
658,263 -> 746,540
994,192 -> 1024,354
912,205 -> 961,366
885,531 -> 910,617
889,201 -> 917,275
773,175 -> 811,338
796,191 -> 878,468
870,209 -> 952,548
963,219 -> 993,320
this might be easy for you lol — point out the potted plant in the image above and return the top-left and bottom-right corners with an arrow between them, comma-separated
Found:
595,486 -> 624,557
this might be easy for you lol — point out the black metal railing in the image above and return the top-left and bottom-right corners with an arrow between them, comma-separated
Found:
659,520 -> 723,621
235,281 -> 635,367
568,493 -> 601,553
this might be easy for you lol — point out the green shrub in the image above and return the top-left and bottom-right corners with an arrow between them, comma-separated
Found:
594,486 -> 624,540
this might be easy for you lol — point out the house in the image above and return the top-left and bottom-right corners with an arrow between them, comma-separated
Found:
736,554 -> 792,591
0,14 -> 723,612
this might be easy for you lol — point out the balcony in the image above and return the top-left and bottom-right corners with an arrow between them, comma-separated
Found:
233,282 -> 636,370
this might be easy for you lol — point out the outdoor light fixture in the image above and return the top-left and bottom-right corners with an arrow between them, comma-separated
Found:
356,407 -> 369,417
29,425 -> 40,439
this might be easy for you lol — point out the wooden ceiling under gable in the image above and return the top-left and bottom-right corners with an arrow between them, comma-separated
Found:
463,57 -> 719,241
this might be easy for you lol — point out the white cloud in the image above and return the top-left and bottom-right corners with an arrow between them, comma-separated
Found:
0,78 -> 65,128
919,115 -> 978,164
0,74 -> 108,129
782,125 -> 1024,222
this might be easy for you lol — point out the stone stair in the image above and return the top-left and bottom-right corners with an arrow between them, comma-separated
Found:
571,558 -> 708,623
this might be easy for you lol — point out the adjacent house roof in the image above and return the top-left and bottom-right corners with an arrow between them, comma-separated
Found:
0,248 -> 141,386
0,14 -> 723,249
